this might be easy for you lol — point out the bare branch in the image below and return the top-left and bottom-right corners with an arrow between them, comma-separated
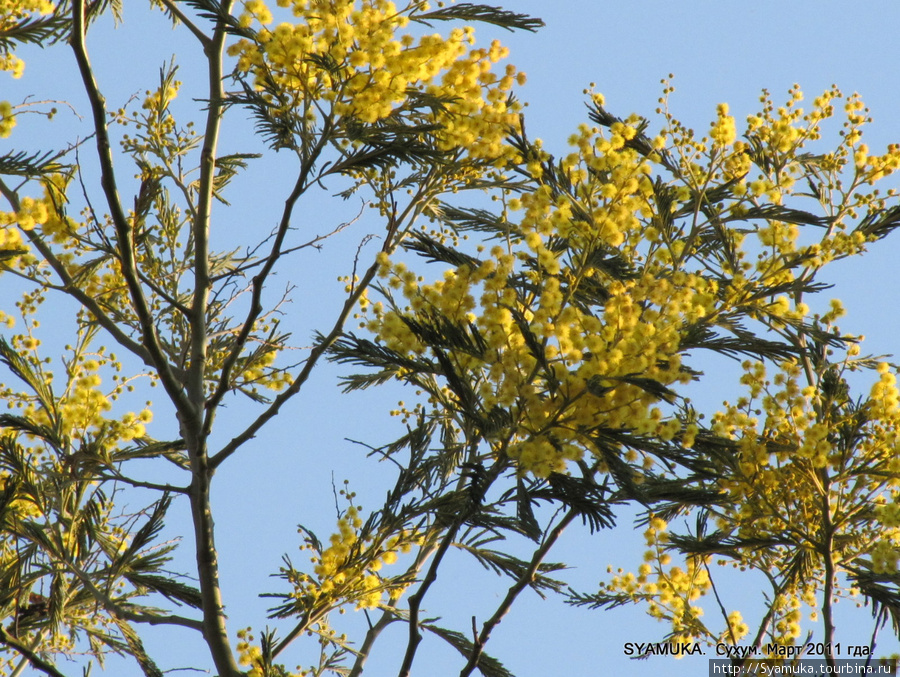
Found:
348,610 -> 399,677
99,470 -> 191,494
398,523 -> 462,677
209,171 -> 441,469
209,250 -> 379,470
209,209 -> 361,283
201,126 -> 334,433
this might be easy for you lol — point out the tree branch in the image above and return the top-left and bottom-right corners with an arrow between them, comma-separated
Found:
98,469 -> 190,494
209,251 -> 380,470
62,555 -> 204,633
158,0 -> 212,50
398,523 -> 461,677
209,173 -> 438,469
0,627 -> 70,677
460,508 -> 576,677
348,609 -> 399,677
208,213 -> 359,283
201,115 -> 336,434
69,0 -> 192,416
174,2 -> 243,676
0,178 -> 189,384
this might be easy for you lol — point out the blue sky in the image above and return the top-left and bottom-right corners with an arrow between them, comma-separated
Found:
5,1 -> 900,675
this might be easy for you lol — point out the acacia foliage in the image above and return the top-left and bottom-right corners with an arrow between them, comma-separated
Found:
349,85 -> 900,666
0,1 -> 900,676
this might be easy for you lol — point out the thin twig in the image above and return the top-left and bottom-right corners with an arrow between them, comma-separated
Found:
398,522 -> 463,677
157,0 -> 212,50
96,470 -> 190,494
209,212 -> 361,282
201,117 -> 336,431
209,175 -> 436,469
209,241 -> 382,470
704,560 -> 739,647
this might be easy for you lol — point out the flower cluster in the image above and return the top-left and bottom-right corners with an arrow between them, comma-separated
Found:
227,0 -> 525,160
362,110 -> 738,477
589,85 -> 900,651
367,248 -> 715,476
606,347 -> 900,648
236,627 -> 306,677
10,339 -> 155,452
285,504 -> 415,614
0,0 -> 56,136
0,100 -> 15,138
601,517 -> 723,649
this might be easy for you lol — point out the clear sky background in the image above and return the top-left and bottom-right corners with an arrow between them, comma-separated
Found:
5,1 -> 900,676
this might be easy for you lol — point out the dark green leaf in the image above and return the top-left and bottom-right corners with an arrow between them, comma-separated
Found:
423,624 -> 515,677
125,574 -> 202,609
0,149 -> 63,177
0,15 -> 70,52
413,3 -> 542,32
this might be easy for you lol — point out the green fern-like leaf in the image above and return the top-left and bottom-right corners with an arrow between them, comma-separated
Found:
0,149 -> 63,177
423,624 -> 515,677
412,3 -> 543,33
0,15 -> 70,52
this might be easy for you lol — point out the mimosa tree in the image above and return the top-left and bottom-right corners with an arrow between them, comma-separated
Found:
2,2 -> 900,676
